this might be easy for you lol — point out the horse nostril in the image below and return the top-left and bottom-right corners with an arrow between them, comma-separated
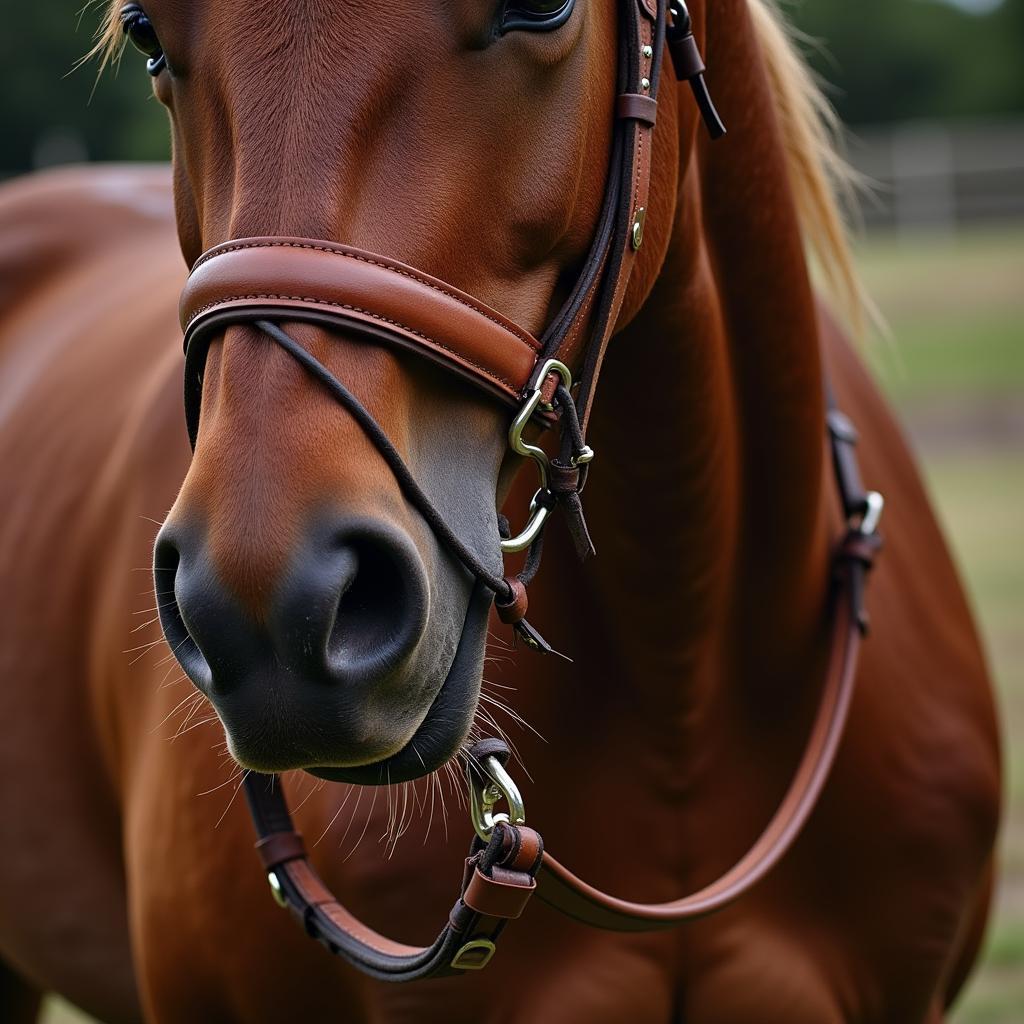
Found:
272,517 -> 430,686
152,527 -> 214,690
321,523 -> 429,682
329,534 -> 412,667
153,516 -> 428,696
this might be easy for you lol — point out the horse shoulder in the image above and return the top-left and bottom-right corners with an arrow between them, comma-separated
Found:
814,305 -> 1000,1011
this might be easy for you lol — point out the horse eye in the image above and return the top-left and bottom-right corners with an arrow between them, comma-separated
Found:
500,0 -> 576,33
120,4 -> 166,75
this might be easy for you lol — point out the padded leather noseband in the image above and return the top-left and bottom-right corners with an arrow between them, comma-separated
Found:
180,238 -> 545,432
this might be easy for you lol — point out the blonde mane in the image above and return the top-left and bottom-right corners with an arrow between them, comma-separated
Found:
748,0 -> 870,337
89,0 -> 868,334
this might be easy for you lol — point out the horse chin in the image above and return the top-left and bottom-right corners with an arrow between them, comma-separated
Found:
303,578 -> 492,785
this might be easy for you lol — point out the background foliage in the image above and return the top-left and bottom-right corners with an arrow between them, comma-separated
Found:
796,0 -> 1024,124
1,1 -> 1023,177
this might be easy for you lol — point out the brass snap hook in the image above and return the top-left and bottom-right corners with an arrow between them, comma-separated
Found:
500,359 -> 573,554
468,754 -> 526,843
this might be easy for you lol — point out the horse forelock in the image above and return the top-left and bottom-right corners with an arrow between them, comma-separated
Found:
85,0 -> 127,73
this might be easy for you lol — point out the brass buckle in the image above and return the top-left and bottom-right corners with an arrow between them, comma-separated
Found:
450,938 -> 497,971
500,359 -> 572,554
267,871 -> 287,908
858,491 -> 884,536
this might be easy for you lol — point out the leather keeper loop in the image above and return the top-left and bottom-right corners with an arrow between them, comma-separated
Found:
495,576 -> 528,625
505,826 -> 544,873
463,867 -> 536,920
548,460 -> 581,495
255,831 -> 307,870
668,33 -> 705,80
840,530 -> 883,569
617,93 -> 659,127
467,737 -> 512,767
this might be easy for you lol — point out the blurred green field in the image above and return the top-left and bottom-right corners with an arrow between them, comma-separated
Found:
859,227 -> 1023,1024
41,227 -> 1023,1022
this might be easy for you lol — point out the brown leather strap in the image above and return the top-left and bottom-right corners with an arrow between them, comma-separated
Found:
617,92 -> 659,126
534,557 -> 864,928
244,774 -> 546,981
569,0 -> 664,435
180,238 -> 543,407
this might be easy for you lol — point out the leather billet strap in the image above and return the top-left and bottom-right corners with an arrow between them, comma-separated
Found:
560,0 -> 666,435
243,774 -> 544,981
533,0 -> 666,394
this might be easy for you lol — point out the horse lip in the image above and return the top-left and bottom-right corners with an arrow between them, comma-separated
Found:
304,578 -> 492,785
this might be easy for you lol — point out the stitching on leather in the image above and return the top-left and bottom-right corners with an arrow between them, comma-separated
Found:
565,253 -> 604,352
284,863 -> 420,958
627,22 -> 651,220
190,240 -> 540,351
318,901 -> 419,958
633,129 -> 645,213
187,294 -> 522,393
631,26 -> 649,216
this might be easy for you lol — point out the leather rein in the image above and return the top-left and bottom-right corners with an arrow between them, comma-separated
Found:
173,0 -> 883,982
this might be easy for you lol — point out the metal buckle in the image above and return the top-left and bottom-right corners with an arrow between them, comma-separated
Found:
267,871 -> 287,908
500,359 -> 574,553
450,938 -> 496,970
858,491 -> 884,536
468,754 -> 526,843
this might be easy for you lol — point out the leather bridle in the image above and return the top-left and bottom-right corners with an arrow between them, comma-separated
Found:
174,0 -> 883,982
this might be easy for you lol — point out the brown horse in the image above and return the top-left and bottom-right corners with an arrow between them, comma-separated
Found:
0,0 -> 1000,1019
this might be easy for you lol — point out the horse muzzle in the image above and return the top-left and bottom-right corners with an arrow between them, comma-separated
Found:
153,513 -> 490,782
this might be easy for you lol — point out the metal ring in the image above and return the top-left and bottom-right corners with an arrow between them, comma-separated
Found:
859,491 -> 884,536
468,755 -> 526,842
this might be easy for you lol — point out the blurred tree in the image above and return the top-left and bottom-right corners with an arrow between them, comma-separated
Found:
0,3 -> 168,177
0,0 -> 1020,176
787,0 -> 1024,124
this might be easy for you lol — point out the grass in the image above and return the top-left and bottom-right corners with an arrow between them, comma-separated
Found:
41,226 -> 1024,1022
857,226 -> 1024,1024
860,228 -> 1024,404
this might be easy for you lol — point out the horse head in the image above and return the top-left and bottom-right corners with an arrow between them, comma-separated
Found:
124,0 -> 676,783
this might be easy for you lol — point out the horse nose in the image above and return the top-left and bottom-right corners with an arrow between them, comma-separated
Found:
154,516 -> 430,694
275,517 -> 430,683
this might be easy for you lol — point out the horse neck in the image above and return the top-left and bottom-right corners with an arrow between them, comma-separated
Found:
562,9 -> 833,713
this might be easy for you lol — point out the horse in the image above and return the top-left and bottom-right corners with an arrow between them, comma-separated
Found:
0,0 -> 1001,1019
